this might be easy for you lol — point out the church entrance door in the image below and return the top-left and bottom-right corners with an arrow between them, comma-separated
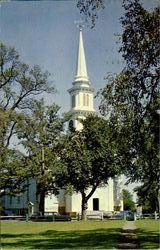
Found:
93,198 -> 99,211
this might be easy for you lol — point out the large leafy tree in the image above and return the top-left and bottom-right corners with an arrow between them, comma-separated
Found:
17,99 -> 68,215
0,43 -> 54,196
56,115 -> 123,220
98,0 -> 159,211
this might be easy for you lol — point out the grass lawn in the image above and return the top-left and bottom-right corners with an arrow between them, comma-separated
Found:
1,220 -> 124,249
135,219 -> 160,249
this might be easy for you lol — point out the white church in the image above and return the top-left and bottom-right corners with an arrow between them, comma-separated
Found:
2,29 -> 123,216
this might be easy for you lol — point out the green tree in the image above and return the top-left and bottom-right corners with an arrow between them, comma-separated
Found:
0,149 -> 29,197
17,99 -> 69,214
135,183 -> 158,213
0,43 -> 55,196
123,189 -> 135,211
98,0 -> 159,212
56,115 -> 123,220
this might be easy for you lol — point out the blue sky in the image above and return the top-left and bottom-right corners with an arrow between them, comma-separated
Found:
1,0 -> 158,197
1,0 -> 158,113
1,1 -> 123,113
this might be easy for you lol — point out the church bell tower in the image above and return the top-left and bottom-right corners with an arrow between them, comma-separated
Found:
65,27 -> 123,214
68,29 -> 95,130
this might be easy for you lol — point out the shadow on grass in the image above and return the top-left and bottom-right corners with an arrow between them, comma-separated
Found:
136,228 -> 160,249
1,228 -> 121,249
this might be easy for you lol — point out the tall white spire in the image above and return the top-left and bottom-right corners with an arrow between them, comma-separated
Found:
75,29 -> 89,83
68,26 -> 95,131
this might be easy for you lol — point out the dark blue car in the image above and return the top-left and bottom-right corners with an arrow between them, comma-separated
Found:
126,211 -> 135,221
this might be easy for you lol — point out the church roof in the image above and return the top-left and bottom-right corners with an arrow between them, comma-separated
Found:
74,29 -> 89,83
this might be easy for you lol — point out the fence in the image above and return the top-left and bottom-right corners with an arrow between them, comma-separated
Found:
0,212 -> 159,221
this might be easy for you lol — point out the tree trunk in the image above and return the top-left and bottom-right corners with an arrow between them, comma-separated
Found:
39,190 -> 45,215
158,189 -> 160,218
81,192 -> 88,221
81,184 -> 99,221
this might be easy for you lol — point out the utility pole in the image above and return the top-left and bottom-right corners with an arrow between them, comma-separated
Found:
38,142 -> 45,216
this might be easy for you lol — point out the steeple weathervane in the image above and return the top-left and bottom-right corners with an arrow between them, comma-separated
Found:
74,19 -> 85,30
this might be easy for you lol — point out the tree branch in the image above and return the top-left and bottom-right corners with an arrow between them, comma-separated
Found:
86,182 -> 99,201
6,121 -> 17,147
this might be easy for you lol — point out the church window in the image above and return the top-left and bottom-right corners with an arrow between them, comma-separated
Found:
78,94 -> 80,105
83,94 -> 86,106
83,94 -> 89,106
72,95 -> 75,108
69,120 -> 74,131
87,94 -> 89,106
93,198 -> 99,211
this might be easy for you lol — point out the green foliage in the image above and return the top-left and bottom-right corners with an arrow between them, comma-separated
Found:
0,149 -> 30,197
0,43 -> 55,196
17,98 -> 69,213
135,183 -> 158,213
122,189 -> 135,211
98,0 -> 159,211
56,115 -> 123,219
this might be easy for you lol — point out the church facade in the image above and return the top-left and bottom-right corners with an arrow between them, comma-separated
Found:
61,29 -> 114,213
2,29 -> 123,216
45,28 -> 123,215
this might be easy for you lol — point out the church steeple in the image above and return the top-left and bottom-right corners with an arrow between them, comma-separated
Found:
68,28 -> 95,131
75,29 -> 89,83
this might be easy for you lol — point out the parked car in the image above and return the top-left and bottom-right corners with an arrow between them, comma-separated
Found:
4,210 -> 14,216
126,211 -> 135,221
52,212 -> 72,221
103,212 -> 113,219
112,212 -> 124,220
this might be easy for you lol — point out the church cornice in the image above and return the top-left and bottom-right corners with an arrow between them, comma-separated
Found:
68,86 -> 94,94
71,109 -> 96,116
72,80 -> 90,86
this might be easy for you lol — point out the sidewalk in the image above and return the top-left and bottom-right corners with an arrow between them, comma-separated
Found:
118,221 -> 139,249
